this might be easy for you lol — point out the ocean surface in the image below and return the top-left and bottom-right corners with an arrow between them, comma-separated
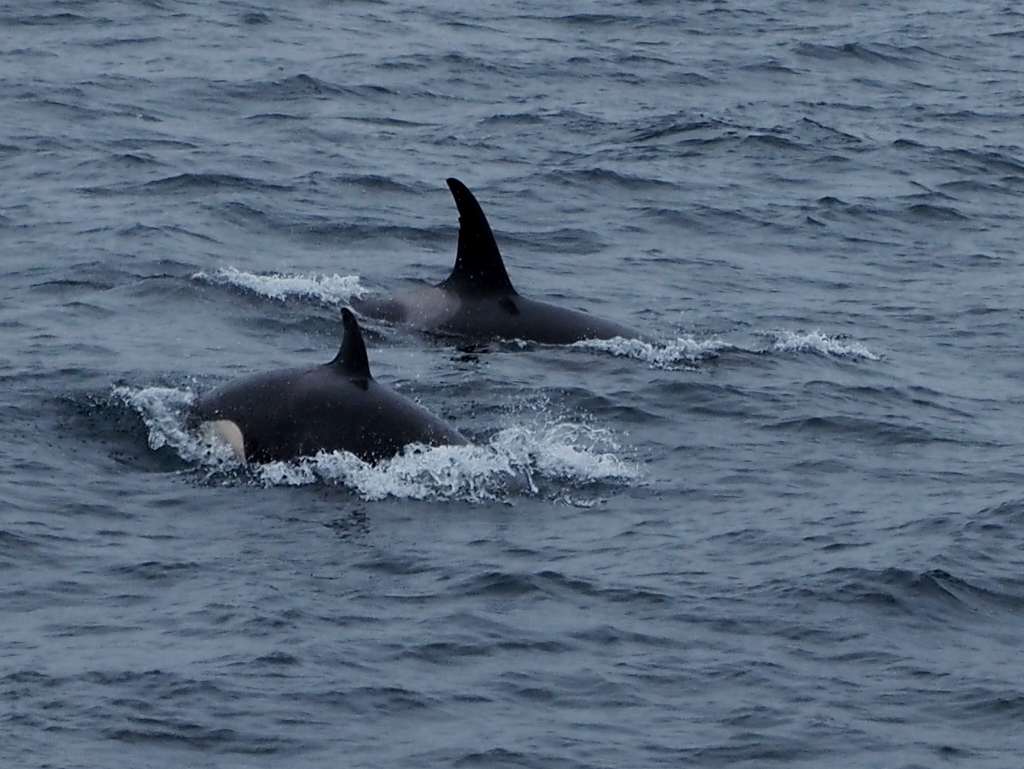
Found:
3,2 -> 1024,767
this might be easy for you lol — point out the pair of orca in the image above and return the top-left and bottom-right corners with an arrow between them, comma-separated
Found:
194,179 -> 641,464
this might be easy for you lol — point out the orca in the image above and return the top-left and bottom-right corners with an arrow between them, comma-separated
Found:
192,308 -> 467,464
353,178 -> 642,344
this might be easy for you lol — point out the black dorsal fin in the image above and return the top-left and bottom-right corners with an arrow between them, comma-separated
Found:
330,308 -> 372,381
440,178 -> 516,295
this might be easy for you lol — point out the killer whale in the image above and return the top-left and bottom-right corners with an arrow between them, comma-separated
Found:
192,308 -> 467,463
353,178 -> 642,344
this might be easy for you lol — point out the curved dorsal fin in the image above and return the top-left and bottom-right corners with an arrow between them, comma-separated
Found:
440,178 -> 516,295
330,308 -> 372,382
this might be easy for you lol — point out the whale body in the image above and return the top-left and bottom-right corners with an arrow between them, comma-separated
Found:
354,178 -> 642,344
192,309 -> 466,463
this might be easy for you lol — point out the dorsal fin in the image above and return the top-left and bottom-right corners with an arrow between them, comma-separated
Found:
330,308 -> 372,381
440,178 -> 516,295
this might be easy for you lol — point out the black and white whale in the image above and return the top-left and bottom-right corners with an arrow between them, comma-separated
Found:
353,178 -> 643,344
192,308 -> 467,463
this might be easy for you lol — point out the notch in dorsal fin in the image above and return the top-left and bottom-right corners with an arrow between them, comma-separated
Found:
330,308 -> 372,382
440,178 -> 516,295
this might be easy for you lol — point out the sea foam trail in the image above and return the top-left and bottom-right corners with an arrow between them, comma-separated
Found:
763,329 -> 881,361
573,330 -> 879,367
191,266 -> 368,306
114,386 -> 640,502
573,336 -> 734,369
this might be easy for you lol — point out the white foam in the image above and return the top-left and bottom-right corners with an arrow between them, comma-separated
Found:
573,335 -> 732,369
764,329 -> 881,361
191,266 -> 368,306
114,386 -> 639,502
256,421 -> 639,501
256,444 -> 519,501
112,385 -> 241,470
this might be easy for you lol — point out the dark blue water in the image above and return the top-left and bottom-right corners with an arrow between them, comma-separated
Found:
4,2 -> 1024,767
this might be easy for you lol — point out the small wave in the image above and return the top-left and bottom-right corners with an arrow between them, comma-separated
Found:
81,173 -> 289,196
244,112 -> 303,123
498,227 -> 606,255
544,167 -> 675,190
115,386 -> 639,502
191,267 -> 368,306
823,566 -> 1024,616
86,35 -> 162,48
232,73 -> 342,99
317,173 -> 423,194
938,179 -> 1014,196
573,336 -> 732,369
793,41 -> 923,66
905,203 -> 968,221
629,117 -> 727,143
110,560 -> 200,582
767,415 -> 940,444
742,133 -> 805,151
119,223 -> 218,243
76,151 -> 161,169
739,60 -> 799,75
934,147 -> 1024,176
480,111 -> 545,126
552,13 -> 633,25
762,330 -> 880,361
0,528 -> 39,563
142,173 -> 290,193
799,117 -> 863,144
5,12 -> 93,26
216,200 -> 451,245
225,74 -> 396,102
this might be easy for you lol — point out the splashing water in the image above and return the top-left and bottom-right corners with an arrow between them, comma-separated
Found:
112,386 -> 241,470
573,335 -> 734,369
763,329 -> 881,361
191,266 -> 369,306
575,331 -> 880,367
114,386 -> 640,502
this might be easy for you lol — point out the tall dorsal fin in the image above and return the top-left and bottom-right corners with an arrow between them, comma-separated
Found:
440,178 -> 516,295
330,308 -> 372,381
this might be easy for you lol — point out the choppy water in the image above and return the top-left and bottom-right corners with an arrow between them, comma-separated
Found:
3,2 -> 1024,767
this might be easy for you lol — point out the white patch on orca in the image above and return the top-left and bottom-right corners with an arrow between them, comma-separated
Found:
397,285 -> 462,329
202,419 -> 246,462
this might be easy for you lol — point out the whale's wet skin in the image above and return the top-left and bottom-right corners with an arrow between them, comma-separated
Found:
353,178 -> 643,343
4,3 -> 1024,768
192,309 -> 466,463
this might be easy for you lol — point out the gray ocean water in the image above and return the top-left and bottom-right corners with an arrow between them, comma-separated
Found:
3,2 -> 1024,767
